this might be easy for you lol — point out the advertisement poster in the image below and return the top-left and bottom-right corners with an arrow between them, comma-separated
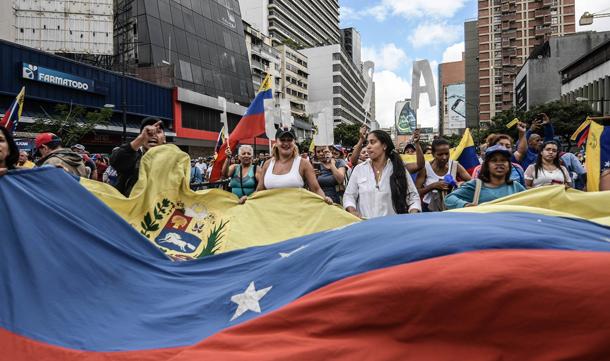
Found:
395,100 -> 417,135
446,83 -> 466,130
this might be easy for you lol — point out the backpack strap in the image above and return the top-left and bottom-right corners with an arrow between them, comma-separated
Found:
472,179 -> 483,206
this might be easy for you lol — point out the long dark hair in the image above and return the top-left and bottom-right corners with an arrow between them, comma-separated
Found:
370,130 -> 409,214
534,140 -> 566,182
0,126 -> 19,170
479,152 -> 513,184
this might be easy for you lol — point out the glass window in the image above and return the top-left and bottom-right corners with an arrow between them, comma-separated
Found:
151,44 -> 166,64
201,0 -> 211,17
158,0 -> 172,23
137,15 -> 151,44
161,21 -> 174,50
191,0 -> 203,14
183,9 -> 195,34
223,30 -> 233,52
203,68 -> 214,88
197,39 -> 210,64
214,73 -> 223,92
180,0 -> 192,8
187,35 -> 199,60
180,59 -> 193,82
144,0 -> 160,18
230,55 -> 236,73
194,14 -> 206,37
170,3 -> 184,29
174,28 -> 188,56
137,44 -> 152,65
191,63 -> 203,84
204,21 -> 217,44
147,16 -> 163,47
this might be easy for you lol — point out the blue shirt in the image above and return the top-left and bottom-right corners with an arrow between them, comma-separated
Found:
520,123 -> 555,170
445,179 -> 526,209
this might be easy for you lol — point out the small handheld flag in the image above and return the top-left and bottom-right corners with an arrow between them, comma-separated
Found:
506,118 -> 519,129
0,87 -> 25,134
571,117 -> 592,148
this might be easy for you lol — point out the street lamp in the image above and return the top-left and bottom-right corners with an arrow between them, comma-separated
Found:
579,11 -> 610,26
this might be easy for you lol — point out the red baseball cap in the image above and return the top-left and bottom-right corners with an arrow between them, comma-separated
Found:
35,133 -> 61,149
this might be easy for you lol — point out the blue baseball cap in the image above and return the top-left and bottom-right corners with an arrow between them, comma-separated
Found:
485,144 -> 511,159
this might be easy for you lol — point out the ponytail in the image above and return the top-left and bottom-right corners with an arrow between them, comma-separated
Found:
388,149 -> 409,214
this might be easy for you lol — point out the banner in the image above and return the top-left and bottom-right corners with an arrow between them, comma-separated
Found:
309,100 -> 334,146
395,100 -> 417,135
446,83 -> 466,130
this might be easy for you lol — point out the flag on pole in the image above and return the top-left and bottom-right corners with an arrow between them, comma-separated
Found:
451,128 -> 479,175
210,74 -> 273,182
571,117 -> 591,148
584,120 -> 610,191
0,87 -> 25,134
213,130 -> 226,161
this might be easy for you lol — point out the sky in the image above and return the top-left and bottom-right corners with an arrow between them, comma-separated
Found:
339,0 -> 610,129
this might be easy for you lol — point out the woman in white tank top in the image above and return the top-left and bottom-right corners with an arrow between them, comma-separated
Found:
238,126 -> 333,204
415,138 -> 472,211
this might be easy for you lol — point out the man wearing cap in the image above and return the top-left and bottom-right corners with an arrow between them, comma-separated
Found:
110,117 -> 166,196
34,133 -> 88,177
71,144 -> 97,180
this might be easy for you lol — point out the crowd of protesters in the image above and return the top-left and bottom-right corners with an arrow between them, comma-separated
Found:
0,110 -> 607,219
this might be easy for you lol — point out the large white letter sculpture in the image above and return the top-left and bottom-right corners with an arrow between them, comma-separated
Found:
411,60 -> 436,112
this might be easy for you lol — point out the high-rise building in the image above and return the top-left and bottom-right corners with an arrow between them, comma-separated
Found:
439,55 -> 466,136
239,0 -> 340,47
302,44 -> 374,127
115,0 -> 254,105
341,27 -> 362,69
464,20 -> 480,130
276,44 -> 311,138
0,0 -> 113,66
478,0 -> 575,122
243,20 -> 281,92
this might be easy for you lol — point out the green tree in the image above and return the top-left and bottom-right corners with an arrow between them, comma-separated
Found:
27,104 -> 112,148
282,38 -> 304,50
482,100 -> 598,149
333,123 -> 360,147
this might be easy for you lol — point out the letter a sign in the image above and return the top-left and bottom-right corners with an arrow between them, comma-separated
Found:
411,60 -> 436,112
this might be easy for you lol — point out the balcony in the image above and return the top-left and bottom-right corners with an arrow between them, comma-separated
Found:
502,47 -> 517,56
534,25 -> 551,37
502,12 -> 516,21
542,0 -> 553,6
535,8 -> 551,18
504,29 -> 517,39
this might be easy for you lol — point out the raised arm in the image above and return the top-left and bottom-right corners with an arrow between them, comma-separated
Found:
349,126 -> 368,167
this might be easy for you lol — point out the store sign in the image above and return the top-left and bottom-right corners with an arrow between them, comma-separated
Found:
22,63 -> 95,92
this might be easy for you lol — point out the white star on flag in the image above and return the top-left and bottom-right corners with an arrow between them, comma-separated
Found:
230,281 -> 272,321
604,161 -> 610,168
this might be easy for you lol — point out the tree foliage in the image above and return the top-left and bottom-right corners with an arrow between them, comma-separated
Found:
333,123 -> 360,147
481,100 -> 599,149
27,104 -> 112,148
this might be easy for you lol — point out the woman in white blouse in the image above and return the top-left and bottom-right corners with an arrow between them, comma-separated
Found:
343,130 -> 421,219
524,140 -> 572,189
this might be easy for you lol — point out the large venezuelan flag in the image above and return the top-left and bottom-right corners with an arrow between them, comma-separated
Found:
209,75 -> 273,182
3,167 -> 610,360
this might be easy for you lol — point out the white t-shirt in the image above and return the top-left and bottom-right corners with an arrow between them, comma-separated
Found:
524,165 -> 571,188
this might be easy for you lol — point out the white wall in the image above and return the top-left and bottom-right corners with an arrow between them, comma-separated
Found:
0,1 -> 15,42
301,45 -> 338,103
238,0 -> 269,35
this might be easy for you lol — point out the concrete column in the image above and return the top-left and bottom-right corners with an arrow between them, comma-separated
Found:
603,75 -> 610,115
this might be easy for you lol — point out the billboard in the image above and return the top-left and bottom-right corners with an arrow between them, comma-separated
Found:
446,83 -> 466,130
395,100 -> 417,135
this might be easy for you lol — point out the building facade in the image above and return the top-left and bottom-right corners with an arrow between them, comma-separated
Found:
243,20 -> 281,91
302,44 -> 373,127
0,39 -> 173,153
514,31 -> 610,111
478,0 -> 575,122
239,0 -> 340,47
0,0 -> 114,67
116,0 -> 254,105
464,19 -> 480,130
439,56 -> 466,136
561,39 -> 610,116
341,27 -> 362,70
